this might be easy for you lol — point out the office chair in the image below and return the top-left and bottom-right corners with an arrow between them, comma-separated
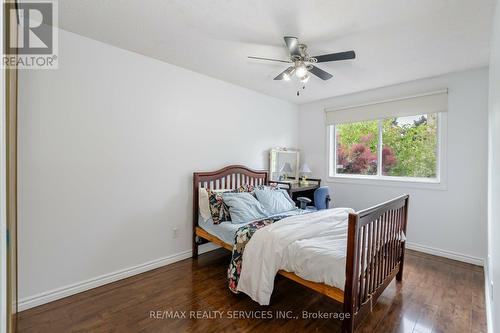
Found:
297,186 -> 331,211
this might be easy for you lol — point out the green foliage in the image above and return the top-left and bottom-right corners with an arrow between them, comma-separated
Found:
336,120 -> 378,175
336,114 -> 437,178
336,120 -> 378,152
382,114 -> 437,177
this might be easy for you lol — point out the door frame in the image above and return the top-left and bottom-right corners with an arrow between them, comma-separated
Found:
3,1 -> 19,332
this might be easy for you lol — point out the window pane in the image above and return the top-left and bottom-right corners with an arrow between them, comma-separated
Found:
382,114 -> 438,178
336,120 -> 378,175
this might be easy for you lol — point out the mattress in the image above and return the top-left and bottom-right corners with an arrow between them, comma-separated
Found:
198,209 -> 308,245
236,208 -> 354,305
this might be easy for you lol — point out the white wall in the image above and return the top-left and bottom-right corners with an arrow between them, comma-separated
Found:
299,68 -> 489,264
17,29 -> 298,308
487,0 -> 500,331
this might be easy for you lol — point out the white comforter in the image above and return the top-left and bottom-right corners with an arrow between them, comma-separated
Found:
236,207 -> 355,305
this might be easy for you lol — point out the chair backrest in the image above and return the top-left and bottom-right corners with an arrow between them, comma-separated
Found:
314,186 -> 331,210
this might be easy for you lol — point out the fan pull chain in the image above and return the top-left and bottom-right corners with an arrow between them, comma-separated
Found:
297,85 -> 306,96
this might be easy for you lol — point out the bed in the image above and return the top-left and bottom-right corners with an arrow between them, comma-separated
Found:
192,165 -> 409,333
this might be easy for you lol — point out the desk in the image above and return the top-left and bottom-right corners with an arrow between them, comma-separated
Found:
269,178 -> 321,206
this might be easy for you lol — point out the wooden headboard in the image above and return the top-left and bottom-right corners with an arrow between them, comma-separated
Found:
192,165 -> 268,249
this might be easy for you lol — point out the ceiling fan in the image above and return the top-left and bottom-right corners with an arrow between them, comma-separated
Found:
249,36 -> 355,84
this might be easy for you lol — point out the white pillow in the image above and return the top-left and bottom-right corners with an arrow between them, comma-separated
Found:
198,187 -> 211,220
198,188 -> 228,221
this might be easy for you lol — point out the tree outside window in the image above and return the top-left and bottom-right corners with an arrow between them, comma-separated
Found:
335,113 -> 438,179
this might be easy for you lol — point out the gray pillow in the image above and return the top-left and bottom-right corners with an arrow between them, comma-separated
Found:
221,192 -> 268,224
254,188 -> 295,215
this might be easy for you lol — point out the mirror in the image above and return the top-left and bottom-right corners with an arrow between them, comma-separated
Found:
269,148 -> 300,182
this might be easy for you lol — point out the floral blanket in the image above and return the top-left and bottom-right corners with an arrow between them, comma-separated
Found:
227,215 -> 289,293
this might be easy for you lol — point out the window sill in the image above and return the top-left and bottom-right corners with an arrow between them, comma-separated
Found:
327,174 -> 447,191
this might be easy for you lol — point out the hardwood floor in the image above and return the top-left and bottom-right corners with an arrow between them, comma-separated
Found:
18,249 -> 487,333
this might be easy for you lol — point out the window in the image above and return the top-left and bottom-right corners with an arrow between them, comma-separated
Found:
331,114 -> 439,180
326,90 -> 447,184
381,114 -> 438,178
336,120 -> 379,175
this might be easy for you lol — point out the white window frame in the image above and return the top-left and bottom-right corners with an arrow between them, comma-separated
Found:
327,112 -> 448,190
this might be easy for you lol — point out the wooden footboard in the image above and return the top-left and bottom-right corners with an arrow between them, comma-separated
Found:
342,194 -> 409,332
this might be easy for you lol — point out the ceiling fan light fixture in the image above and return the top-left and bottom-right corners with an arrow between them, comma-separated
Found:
295,63 -> 308,78
257,36 -> 353,87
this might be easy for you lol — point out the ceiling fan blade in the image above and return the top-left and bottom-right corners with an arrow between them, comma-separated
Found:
284,36 -> 301,57
274,66 -> 295,80
248,56 -> 291,63
309,66 -> 333,80
313,50 -> 356,63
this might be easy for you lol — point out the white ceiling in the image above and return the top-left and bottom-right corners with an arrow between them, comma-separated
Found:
59,0 -> 495,104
